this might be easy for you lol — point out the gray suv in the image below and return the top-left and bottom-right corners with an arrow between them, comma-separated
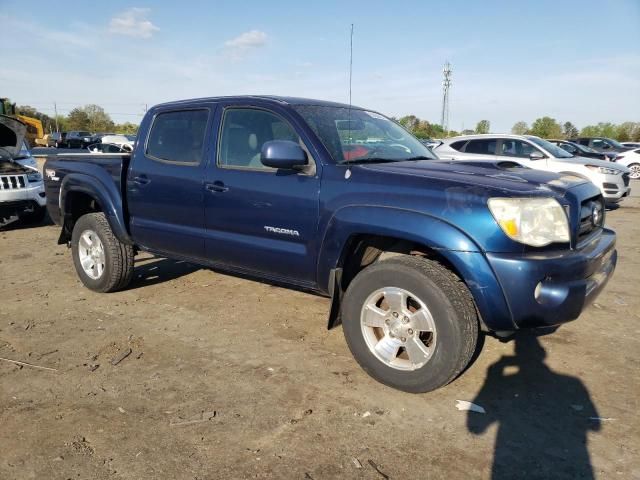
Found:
65,131 -> 93,149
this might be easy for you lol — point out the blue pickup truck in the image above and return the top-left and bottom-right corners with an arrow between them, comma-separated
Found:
43,96 -> 617,392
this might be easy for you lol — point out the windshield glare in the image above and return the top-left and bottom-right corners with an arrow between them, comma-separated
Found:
294,105 -> 437,163
527,136 -> 573,158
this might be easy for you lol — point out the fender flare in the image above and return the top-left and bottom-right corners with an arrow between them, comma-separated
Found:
60,173 -> 133,245
319,205 -> 515,331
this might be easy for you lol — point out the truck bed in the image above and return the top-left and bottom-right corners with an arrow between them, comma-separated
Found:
43,153 -> 131,227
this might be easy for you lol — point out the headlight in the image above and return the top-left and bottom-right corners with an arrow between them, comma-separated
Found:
27,171 -> 43,183
488,197 -> 570,247
586,165 -> 621,175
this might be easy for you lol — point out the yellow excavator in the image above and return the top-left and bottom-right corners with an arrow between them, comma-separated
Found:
0,98 -> 44,147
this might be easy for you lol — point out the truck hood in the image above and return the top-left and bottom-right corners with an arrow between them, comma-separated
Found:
359,159 -> 588,197
556,155 -> 628,172
0,115 -> 27,159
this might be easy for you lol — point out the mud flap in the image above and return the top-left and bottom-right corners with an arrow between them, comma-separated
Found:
327,268 -> 343,329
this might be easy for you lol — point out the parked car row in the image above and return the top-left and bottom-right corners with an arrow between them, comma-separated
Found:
434,134 -> 632,204
42,131 -> 136,149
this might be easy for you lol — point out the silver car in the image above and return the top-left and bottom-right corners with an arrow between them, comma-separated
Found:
434,134 -> 631,204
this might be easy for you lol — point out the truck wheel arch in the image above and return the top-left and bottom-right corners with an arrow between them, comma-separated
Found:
59,174 -> 133,246
320,206 -> 514,333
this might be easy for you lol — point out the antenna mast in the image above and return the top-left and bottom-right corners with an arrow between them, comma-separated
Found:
349,24 -> 354,107
440,61 -> 452,135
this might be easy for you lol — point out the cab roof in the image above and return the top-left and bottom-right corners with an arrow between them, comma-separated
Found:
154,95 -> 364,111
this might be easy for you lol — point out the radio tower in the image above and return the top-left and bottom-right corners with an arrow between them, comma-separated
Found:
440,61 -> 452,134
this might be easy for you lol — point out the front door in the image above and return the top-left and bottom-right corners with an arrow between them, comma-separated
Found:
204,105 -> 320,285
127,107 -> 212,260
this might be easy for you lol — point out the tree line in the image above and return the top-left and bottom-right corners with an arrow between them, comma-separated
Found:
396,115 -> 640,142
12,103 -> 139,135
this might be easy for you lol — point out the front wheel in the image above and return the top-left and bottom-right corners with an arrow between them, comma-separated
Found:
628,163 -> 640,180
71,212 -> 134,292
341,255 -> 478,393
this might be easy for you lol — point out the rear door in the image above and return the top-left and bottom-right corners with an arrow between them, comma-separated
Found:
203,102 -> 321,284
127,106 -> 213,260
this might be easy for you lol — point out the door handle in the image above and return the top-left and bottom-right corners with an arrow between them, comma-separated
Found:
133,175 -> 150,185
205,181 -> 229,193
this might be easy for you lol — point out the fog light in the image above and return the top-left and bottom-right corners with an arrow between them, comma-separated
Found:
534,281 -> 543,301
533,279 -> 569,307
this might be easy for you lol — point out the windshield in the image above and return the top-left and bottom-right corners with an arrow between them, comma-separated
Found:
574,143 -> 599,154
526,136 -> 573,158
606,138 -> 625,149
294,105 -> 437,163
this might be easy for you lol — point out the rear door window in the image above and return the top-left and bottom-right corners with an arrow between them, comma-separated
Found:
146,109 -> 209,164
450,140 -> 467,152
464,139 -> 497,155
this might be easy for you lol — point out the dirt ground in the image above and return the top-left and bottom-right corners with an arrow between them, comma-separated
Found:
1,197 -> 639,480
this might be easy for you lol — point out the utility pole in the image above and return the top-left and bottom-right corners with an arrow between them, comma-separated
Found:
440,61 -> 452,135
54,102 -> 59,132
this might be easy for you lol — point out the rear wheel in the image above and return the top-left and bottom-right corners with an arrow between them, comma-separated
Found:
71,212 -> 134,292
341,255 -> 478,393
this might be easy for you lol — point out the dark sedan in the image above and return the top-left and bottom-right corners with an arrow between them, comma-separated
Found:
547,139 -> 616,161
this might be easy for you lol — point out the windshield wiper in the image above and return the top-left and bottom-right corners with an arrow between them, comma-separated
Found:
340,157 -> 399,165
403,156 -> 434,161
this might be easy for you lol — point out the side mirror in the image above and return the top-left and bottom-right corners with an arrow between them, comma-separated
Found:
529,151 -> 545,160
261,140 -> 308,169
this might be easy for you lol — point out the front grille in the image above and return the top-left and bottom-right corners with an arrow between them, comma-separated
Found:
0,175 -> 27,190
623,173 -> 630,187
578,196 -> 605,240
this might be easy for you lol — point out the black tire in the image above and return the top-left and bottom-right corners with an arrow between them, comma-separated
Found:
71,212 -> 134,292
20,206 -> 47,225
341,255 -> 478,393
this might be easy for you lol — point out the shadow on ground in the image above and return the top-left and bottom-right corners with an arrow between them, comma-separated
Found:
468,331 -> 601,479
128,257 -> 200,289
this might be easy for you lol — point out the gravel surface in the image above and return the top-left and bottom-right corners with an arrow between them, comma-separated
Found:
0,197 -> 638,479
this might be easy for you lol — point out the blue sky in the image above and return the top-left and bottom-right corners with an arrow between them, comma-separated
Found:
1,0 -> 638,131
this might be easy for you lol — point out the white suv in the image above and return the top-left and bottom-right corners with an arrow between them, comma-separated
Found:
1,116 -> 47,227
434,134 -> 631,204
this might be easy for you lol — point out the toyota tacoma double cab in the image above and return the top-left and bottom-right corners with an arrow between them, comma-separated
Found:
43,96 -> 617,392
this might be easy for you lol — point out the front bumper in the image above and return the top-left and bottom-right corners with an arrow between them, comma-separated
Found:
486,229 -> 616,328
601,172 -> 631,202
0,182 -> 46,206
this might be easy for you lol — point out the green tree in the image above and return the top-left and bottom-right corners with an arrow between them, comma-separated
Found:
580,125 -> 600,137
580,122 -> 617,139
66,108 -> 91,130
511,121 -> 528,135
53,115 -> 68,132
562,121 -> 579,139
528,117 -> 563,138
475,120 -> 490,134
65,105 -> 115,132
398,115 -> 420,132
614,122 -> 640,142
115,122 -> 139,135
83,104 -> 115,132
